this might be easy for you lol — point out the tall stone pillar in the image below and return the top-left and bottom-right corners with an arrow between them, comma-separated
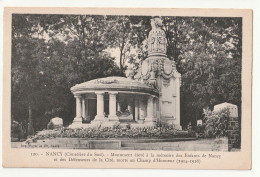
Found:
82,96 -> 86,119
135,97 -> 139,121
93,91 -> 105,121
85,99 -> 91,122
175,77 -> 181,129
153,98 -> 157,120
108,92 -> 119,121
138,99 -> 145,124
73,95 -> 82,124
145,95 -> 156,125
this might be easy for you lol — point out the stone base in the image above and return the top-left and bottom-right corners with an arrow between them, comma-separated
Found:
90,120 -> 103,126
94,115 -> 105,121
82,124 -> 101,128
119,123 -> 130,129
68,117 -> 83,128
12,137 -> 228,151
173,124 -> 182,130
108,115 -> 120,122
144,122 -> 156,126
72,117 -> 82,123
88,140 -> 121,149
90,119 -> 119,128
68,123 -> 83,129
144,117 -> 156,126
91,115 -> 106,125
130,123 -> 156,129
137,120 -> 144,124
69,123 -> 100,129
100,121 -> 119,128
161,119 -> 182,130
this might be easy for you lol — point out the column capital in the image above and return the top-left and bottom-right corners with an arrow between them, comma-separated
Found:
74,94 -> 82,98
95,91 -> 105,95
108,91 -> 118,95
150,95 -> 157,98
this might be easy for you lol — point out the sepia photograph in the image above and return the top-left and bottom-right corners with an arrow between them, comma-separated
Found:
2,7 -> 252,169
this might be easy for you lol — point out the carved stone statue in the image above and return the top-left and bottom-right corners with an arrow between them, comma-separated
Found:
151,17 -> 163,30
148,17 -> 167,56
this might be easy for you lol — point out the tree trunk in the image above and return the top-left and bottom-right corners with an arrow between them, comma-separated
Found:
174,18 -> 178,61
27,102 -> 34,135
119,41 -> 125,70
80,16 -> 86,61
119,49 -> 123,69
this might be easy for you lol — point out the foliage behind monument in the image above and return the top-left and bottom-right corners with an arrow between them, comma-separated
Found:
11,14 -> 242,135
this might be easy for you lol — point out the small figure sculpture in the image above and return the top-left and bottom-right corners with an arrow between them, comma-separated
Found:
151,17 -> 163,30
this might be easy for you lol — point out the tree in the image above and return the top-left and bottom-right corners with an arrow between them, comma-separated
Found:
11,14 -> 125,135
103,16 -> 151,70
12,14 -> 51,135
162,17 -> 242,127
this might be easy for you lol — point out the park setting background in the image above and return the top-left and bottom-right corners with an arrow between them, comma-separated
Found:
11,14 -> 241,143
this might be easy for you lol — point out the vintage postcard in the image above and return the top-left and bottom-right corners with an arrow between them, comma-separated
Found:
2,7 -> 252,169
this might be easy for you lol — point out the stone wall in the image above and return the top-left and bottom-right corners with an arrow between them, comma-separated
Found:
12,137 -> 228,151
213,102 -> 241,150
227,117 -> 241,150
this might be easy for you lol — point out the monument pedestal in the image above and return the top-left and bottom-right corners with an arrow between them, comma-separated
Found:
173,124 -> 182,130
144,117 -> 156,126
91,115 -> 105,125
137,120 -> 144,124
108,115 -> 120,123
69,117 -> 83,128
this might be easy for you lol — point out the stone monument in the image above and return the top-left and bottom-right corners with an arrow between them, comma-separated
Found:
49,117 -> 63,129
69,17 -> 182,130
136,17 -> 182,129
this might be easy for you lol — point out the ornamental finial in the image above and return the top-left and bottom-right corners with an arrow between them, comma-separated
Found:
148,17 -> 167,57
151,17 -> 163,30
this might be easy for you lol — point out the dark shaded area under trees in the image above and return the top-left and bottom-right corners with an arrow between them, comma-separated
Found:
11,14 -> 241,137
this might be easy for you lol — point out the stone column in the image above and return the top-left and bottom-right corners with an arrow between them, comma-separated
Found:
153,98 -> 157,120
134,97 -> 139,121
85,99 -> 91,122
145,95 -> 156,125
82,96 -> 86,119
93,91 -> 105,121
108,91 -> 119,121
73,95 -> 82,124
138,98 -> 145,124
175,77 -> 181,129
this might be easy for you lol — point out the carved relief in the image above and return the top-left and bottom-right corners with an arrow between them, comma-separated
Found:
148,17 -> 167,56
94,79 -> 119,84
150,37 -> 155,52
163,60 -> 173,75
159,59 -> 175,80
141,60 -> 151,80
163,79 -> 170,87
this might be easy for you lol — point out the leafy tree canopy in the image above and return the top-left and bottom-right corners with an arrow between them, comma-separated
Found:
11,14 -> 241,133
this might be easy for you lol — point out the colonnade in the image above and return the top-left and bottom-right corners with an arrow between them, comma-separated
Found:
72,92 -> 157,125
